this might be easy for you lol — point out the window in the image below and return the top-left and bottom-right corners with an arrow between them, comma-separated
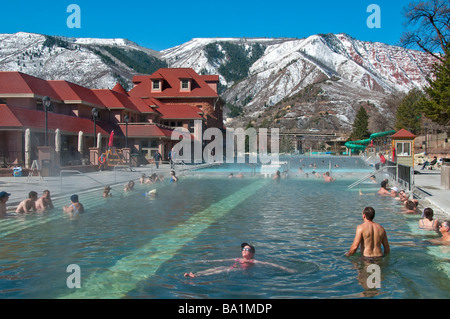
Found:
396,142 -> 411,157
181,79 -> 190,91
152,80 -> 160,90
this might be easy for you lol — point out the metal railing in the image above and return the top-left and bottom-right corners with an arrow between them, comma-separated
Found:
59,170 -> 105,192
349,160 -> 415,191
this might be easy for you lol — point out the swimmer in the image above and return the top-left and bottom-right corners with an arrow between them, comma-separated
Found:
228,173 -> 234,178
402,200 -> 417,214
103,186 -> 112,197
235,172 -> 244,178
322,172 -> 335,182
419,207 -> 439,230
378,180 -> 390,195
346,206 -> 390,258
63,194 -> 84,214
170,170 -> 178,183
146,189 -> 158,198
427,221 -> 450,245
184,243 -> 295,277
16,191 -> 38,214
139,174 -> 146,183
390,186 -> 399,197
35,190 -> 54,212
124,180 -> 135,191
273,170 -> 280,180
0,191 -> 11,218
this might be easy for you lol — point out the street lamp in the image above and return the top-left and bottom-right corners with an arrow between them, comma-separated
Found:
42,96 -> 51,146
424,122 -> 428,155
92,108 -> 99,147
124,114 -> 129,148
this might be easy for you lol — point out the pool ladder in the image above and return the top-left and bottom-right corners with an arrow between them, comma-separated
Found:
347,165 -> 396,189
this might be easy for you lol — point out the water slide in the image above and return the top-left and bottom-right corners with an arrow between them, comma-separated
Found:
345,130 -> 396,151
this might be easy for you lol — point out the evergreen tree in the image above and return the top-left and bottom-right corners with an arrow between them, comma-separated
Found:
395,88 -> 424,134
419,46 -> 450,127
350,106 -> 370,140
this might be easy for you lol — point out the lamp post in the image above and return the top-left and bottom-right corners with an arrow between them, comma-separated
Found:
42,96 -> 51,146
92,108 -> 99,147
124,114 -> 129,148
424,122 -> 428,155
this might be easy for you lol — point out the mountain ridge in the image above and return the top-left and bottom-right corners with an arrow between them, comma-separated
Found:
0,32 -> 436,130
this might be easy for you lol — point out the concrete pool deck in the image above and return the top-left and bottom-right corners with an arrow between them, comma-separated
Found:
1,162 -> 449,217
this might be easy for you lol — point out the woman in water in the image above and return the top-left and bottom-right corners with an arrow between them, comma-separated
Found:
419,207 -> 439,230
184,243 -> 295,277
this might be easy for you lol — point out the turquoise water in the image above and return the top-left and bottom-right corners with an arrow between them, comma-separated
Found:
0,157 -> 449,299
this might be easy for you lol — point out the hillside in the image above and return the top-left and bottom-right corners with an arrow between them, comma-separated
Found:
0,32 -> 436,130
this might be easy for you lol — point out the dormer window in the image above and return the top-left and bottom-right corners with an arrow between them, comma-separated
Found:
180,79 -> 191,91
152,80 -> 161,91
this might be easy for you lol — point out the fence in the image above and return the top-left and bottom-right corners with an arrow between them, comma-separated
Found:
378,160 -> 414,191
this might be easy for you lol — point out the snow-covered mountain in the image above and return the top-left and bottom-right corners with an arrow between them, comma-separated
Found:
0,32 -> 437,130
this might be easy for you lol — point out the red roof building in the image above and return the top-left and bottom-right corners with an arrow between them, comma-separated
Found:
0,68 -> 224,168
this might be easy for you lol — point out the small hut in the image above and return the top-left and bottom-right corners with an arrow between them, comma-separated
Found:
391,129 -> 417,167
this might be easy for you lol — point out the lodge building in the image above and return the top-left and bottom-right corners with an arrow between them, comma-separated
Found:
0,68 -> 224,172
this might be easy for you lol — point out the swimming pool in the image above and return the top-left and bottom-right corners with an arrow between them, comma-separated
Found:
0,157 -> 449,299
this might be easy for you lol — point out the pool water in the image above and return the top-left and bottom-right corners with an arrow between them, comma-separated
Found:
0,157 -> 449,299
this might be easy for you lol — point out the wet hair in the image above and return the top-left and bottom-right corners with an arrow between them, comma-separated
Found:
241,242 -> 255,254
70,194 -> 79,203
363,207 -> 375,221
29,191 -> 38,199
380,180 -> 387,188
423,207 -> 434,221
405,200 -> 416,210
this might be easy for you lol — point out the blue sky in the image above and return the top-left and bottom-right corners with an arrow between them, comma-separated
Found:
1,0 -> 415,51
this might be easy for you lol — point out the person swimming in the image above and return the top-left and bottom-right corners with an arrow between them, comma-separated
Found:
183,242 -> 295,277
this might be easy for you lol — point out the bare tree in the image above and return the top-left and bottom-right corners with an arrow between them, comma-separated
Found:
400,0 -> 450,62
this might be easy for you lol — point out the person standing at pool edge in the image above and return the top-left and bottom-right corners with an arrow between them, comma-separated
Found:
346,207 -> 390,258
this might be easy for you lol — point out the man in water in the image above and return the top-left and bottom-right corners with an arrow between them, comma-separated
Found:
16,191 -> 38,214
63,194 -> 84,214
184,242 -> 294,277
428,221 -> 450,245
346,207 -> 390,259
0,191 -> 11,218
35,190 -> 54,212
377,180 -> 390,195
322,172 -> 335,182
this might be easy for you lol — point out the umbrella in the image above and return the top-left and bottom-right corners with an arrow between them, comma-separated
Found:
108,130 -> 114,148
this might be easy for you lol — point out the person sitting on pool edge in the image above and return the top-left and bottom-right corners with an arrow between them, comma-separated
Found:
183,242 -> 295,277
63,194 -> 84,214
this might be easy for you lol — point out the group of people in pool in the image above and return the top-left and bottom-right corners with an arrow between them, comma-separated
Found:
0,169 -> 181,218
0,189 -> 84,218
183,176 -> 449,278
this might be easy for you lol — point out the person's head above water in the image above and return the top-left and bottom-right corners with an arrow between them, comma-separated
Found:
241,242 -> 255,260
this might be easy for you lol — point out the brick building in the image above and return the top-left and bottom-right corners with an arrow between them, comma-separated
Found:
0,68 -> 224,169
